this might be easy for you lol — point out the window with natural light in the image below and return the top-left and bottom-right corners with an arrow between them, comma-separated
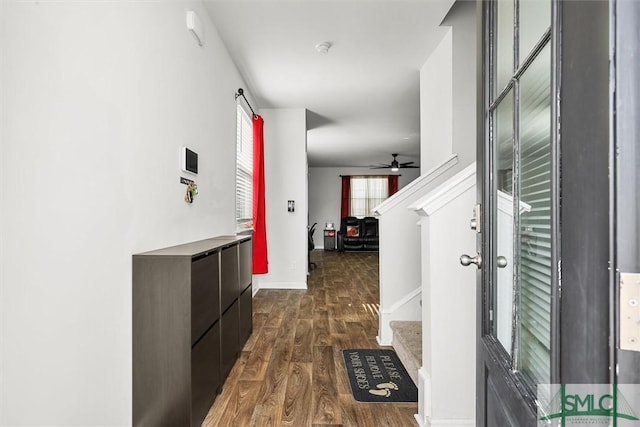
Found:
350,176 -> 388,217
236,105 -> 253,229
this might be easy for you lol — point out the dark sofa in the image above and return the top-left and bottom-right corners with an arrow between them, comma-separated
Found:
337,216 -> 379,252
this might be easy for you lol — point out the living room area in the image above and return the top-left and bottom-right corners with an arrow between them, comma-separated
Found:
308,167 -> 420,251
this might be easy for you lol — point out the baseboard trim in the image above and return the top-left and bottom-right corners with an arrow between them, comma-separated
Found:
381,286 -> 422,314
256,282 -> 307,290
428,419 -> 475,427
417,367 -> 430,426
376,335 -> 389,347
414,414 -> 427,427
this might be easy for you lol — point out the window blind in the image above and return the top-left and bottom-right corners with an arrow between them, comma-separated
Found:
350,176 -> 388,217
236,106 -> 253,226
517,44 -> 551,386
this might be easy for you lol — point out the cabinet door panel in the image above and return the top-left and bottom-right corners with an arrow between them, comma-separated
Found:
220,246 -> 239,312
191,253 -> 219,345
239,285 -> 253,347
191,322 -> 220,427
220,300 -> 239,380
238,240 -> 252,293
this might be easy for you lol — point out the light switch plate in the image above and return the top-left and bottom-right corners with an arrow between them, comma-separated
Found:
620,272 -> 640,352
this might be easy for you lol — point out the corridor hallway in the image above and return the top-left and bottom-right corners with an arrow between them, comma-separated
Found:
203,250 -> 418,426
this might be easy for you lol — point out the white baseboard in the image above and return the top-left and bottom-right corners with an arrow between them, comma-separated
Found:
256,281 -> 307,290
414,413 -> 427,427
376,335 -> 390,347
377,331 -> 392,346
417,367 -> 430,426
414,417 -> 475,427
428,419 -> 475,427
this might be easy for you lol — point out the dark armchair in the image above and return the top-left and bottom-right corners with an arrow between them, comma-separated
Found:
337,216 -> 379,252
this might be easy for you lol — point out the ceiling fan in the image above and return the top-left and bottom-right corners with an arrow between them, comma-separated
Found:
370,153 -> 419,171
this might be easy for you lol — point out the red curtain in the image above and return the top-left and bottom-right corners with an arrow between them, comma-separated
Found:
388,175 -> 399,196
340,176 -> 351,219
252,115 -> 268,274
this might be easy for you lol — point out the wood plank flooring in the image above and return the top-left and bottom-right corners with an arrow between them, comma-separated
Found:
202,250 -> 418,427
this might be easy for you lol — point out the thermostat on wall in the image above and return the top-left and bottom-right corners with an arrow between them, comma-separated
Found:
182,147 -> 198,174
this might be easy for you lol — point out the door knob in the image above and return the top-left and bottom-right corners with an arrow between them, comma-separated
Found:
497,256 -> 508,268
460,253 -> 482,269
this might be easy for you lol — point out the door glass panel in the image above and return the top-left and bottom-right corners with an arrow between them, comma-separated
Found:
494,90 -> 514,353
494,0 -> 514,98
517,44 -> 551,386
519,0 -> 551,64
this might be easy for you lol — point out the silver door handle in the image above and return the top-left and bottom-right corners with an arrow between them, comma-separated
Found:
460,253 -> 482,268
497,256 -> 508,268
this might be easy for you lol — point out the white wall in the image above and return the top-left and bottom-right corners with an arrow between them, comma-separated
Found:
420,0 -> 476,174
253,108 -> 308,289
1,2 -> 248,425
308,167 -> 419,248
420,28 -> 453,172
444,0 -> 477,168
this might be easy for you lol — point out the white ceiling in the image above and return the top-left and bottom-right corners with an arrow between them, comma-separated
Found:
203,0 -> 453,168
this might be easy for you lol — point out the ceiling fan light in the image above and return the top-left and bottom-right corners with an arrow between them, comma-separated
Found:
391,166 -> 399,172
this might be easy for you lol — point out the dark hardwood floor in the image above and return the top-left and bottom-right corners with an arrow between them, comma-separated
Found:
202,250 -> 418,427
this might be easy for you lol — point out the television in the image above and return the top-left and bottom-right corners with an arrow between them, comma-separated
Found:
182,147 -> 198,174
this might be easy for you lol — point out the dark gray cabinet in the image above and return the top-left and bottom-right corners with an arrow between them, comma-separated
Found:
133,235 -> 252,427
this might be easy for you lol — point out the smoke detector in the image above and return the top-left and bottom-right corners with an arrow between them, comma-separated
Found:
315,42 -> 332,54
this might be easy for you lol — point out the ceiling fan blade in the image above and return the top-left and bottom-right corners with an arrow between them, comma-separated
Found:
399,165 -> 420,168
369,166 -> 391,169
399,161 -> 415,166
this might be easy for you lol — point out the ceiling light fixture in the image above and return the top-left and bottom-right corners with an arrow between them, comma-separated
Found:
315,42 -> 332,54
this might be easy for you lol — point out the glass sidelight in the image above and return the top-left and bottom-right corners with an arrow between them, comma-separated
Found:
494,91 -> 515,352
517,44 -> 552,386
486,0 -> 552,390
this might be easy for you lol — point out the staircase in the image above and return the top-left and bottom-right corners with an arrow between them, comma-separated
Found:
374,154 -> 459,345
390,321 -> 421,386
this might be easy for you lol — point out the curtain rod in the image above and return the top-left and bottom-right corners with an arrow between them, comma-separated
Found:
339,174 -> 401,177
235,88 -> 257,118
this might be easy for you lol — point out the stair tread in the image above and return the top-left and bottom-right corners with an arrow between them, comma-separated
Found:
390,321 -> 421,386
390,321 -> 421,363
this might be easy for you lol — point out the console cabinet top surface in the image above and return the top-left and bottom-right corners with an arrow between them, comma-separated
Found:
134,235 -> 251,258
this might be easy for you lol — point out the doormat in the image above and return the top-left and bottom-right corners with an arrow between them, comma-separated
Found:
342,349 -> 418,403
